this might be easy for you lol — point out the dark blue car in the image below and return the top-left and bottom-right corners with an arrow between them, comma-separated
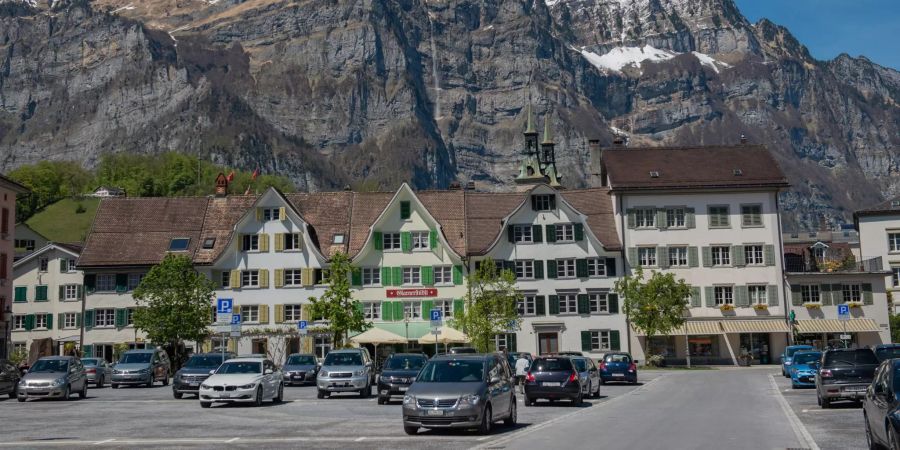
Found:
789,351 -> 822,389
599,352 -> 637,384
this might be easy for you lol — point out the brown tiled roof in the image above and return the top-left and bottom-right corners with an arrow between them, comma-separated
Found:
286,191 -> 353,258
0,173 -> 29,193
417,191 -> 467,256
347,192 -> 393,258
465,192 -> 525,255
193,195 -> 257,264
603,145 -> 789,191
560,188 -> 622,251
854,195 -> 900,217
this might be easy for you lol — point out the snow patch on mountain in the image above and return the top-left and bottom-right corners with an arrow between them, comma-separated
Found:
578,45 -> 731,74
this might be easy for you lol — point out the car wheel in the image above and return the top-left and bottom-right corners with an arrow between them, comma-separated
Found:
864,413 -> 876,450
377,397 -> 386,405
254,386 -> 263,407
593,383 -> 601,398
573,391 -> 583,406
96,376 -> 103,389
821,396 -> 831,409
79,382 -> 87,399
600,378 -> 606,385
174,391 -> 183,399
359,384 -> 369,398
162,376 -> 169,387
478,404 -> 492,435
523,395 -> 532,406
273,383 -> 283,403
317,390 -> 326,399
60,384 -> 70,401
888,423 -> 900,450
503,398 -> 517,426
403,425 -> 418,435
200,401 -> 211,408
17,396 -> 25,402
8,384 -> 17,399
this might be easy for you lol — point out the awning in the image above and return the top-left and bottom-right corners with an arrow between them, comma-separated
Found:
633,321 -> 722,336
795,318 -> 881,334
418,326 -> 469,344
720,320 -> 791,334
349,328 -> 409,345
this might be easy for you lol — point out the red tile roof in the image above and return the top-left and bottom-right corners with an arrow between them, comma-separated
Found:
854,195 -> 900,217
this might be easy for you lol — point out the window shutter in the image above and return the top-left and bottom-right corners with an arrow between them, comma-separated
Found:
46,314 -> 53,330
84,274 -> 96,293
422,266 -> 434,286
77,285 -> 83,300
862,283 -> 874,305
507,225 -> 515,243
610,330 -> 621,351
274,269 -> 285,288
605,258 -> 616,277
608,294 -> 619,314
626,209 -> 636,229
82,344 -> 93,358
400,201 -> 411,219
230,270 -> 241,289
688,247 -> 699,268
767,285 -> 779,306
36,285 -> 48,301
690,287 -> 701,308
549,295 -> 559,315
421,300 -> 433,317
115,274 -> 128,293
351,268 -> 362,287
732,245 -> 745,267
547,260 -> 558,279
549,195 -> 556,210
392,267 -> 403,286
735,286 -> 750,307
453,299 -> 465,317
58,285 -> 65,302
58,313 -> 64,328
657,246 -> 669,269
279,206 -> 287,221
627,248 -> 638,267
535,296 -> 546,316
701,247 -> 712,267
576,259 -> 588,278
84,309 -> 94,330
686,208 -> 696,228
259,269 -> 269,288
381,267 -> 392,286
705,287 -> 715,308
259,305 -> 269,324
508,333 -> 517,352
574,223 -> 584,241
115,309 -> 126,330
301,268 -> 313,286
791,285 -> 802,306
76,312 -> 82,328
764,245 -> 776,266
453,265 -> 463,285
401,231 -> 412,252
656,209 -> 668,230
274,233 -> 284,252
256,207 -> 263,221
534,260 -> 544,279
430,229 -> 438,249
13,286 -> 25,302
275,305 -> 284,323
354,301 -> 364,317
581,331 -> 592,352
532,225 -> 543,243
531,195 -> 538,211
577,294 -> 589,314
545,225 -> 556,243
259,234 -> 270,252
381,302 -> 393,321
820,284 -> 833,306
373,232 -> 383,251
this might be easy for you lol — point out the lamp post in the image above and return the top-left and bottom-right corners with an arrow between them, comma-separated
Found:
404,311 -> 410,352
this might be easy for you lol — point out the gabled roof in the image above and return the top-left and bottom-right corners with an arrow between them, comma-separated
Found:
0,173 -> 29,194
347,191 -> 393,257
13,242 -> 82,268
286,191 -> 353,258
603,145 -> 789,191
193,195 -> 258,265
854,195 -> 900,218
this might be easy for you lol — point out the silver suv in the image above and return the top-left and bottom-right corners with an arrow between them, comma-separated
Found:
316,348 -> 373,398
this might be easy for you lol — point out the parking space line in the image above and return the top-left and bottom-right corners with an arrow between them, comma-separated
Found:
769,374 -> 820,450
92,439 -> 115,445
355,437 -> 366,442
225,437 -> 240,443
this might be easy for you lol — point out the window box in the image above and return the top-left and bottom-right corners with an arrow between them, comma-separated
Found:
847,301 -> 863,308
804,303 -> 821,309
752,304 -> 768,311
719,304 -> 735,312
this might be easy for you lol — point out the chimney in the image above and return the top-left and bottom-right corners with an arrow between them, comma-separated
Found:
448,181 -> 462,190
740,134 -> 748,145
214,173 -> 228,197
343,185 -> 352,191
588,139 -> 607,187
466,181 -> 476,191
612,135 -> 626,148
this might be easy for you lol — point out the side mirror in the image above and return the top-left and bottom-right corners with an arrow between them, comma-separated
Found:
264,369 -> 274,375
209,369 -> 216,375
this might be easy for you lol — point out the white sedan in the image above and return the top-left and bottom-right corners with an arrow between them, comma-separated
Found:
199,358 -> 283,408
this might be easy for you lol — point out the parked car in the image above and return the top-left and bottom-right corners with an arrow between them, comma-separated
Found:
81,358 -> 113,388
317,348 -> 374,399
556,351 -> 583,357
283,353 -> 319,386
377,353 -> 428,405
111,348 -> 171,388
789,351 -> 822,389
449,347 -> 477,354
524,356 -> 583,406
402,353 -> 516,435
875,344 -> 900,362
506,352 -> 533,370
17,356 -> 87,402
198,357 -> 283,408
173,352 -> 235,399
0,359 -> 22,399
863,358 -> 900,449
816,347 -> 879,408
571,356 -> 601,398
599,352 -> 638,384
781,345 -> 815,377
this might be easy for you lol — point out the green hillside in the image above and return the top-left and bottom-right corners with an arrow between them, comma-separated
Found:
25,198 -> 100,244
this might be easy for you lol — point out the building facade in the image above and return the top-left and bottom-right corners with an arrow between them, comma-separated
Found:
0,174 -> 29,358
855,197 -> 900,313
13,223 -> 49,261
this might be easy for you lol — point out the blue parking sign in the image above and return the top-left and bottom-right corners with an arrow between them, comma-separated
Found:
837,304 -> 850,320
430,309 -> 442,322
298,320 -> 308,330
217,298 -> 233,314
231,314 -> 241,325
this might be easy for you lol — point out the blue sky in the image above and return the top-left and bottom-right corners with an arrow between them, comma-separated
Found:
735,0 -> 899,70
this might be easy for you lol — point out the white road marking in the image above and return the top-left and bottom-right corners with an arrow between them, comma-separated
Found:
225,437 -> 240,443
92,439 -> 115,445
355,437 -> 366,442
769,374 -> 820,450
0,436 -> 484,447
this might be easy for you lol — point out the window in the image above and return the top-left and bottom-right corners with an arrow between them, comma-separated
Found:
801,285 -> 820,303
635,208 -> 656,228
262,208 -> 279,221
638,248 -> 657,267
125,309 -> 134,326
315,336 -> 332,359
666,208 -> 686,228
404,301 -> 422,319
748,286 -> 768,305
15,239 -> 35,252
712,246 -> 731,266
555,224 -> 575,242
285,233 -> 302,251
383,233 -> 401,251
587,331 -> 611,351
39,257 -> 48,272
714,286 -> 734,305
169,238 -> 190,251
744,245 -> 764,265
285,269 -> 302,286
64,313 -> 77,329
314,269 -> 330,285
842,284 -> 861,303
333,234 -> 345,244
589,293 -> 609,313
63,285 -> 79,301
96,274 -> 116,292
557,259 -> 576,278
127,273 -> 143,290
893,267 -> 900,287
532,194 -> 555,211
411,231 -> 430,250
242,234 -> 259,251
513,225 -> 533,243
95,309 -> 115,327
741,205 -> 763,227
241,305 -> 260,323
708,206 -> 730,228
668,247 -> 688,267
362,302 -> 380,320
241,270 -> 260,287
202,237 -> 216,249
362,268 -> 381,286
284,305 -> 302,322
435,300 -> 454,318
493,334 -> 509,351
890,233 -> 900,252
13,315 -> 25,331
402,267 -> 421,285
35,314 -> 48,329
13,342 -> 26,354
518,295 -> 536,316
433,266 -> 453,285
220,271 -> 230,289
515,260 -> 534,280
586,258 -> 606,277
558,293 -> 577,314
62,259 -> 76,272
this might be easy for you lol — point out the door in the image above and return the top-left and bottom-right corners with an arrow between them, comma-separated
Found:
869,363 -> 891,444
487,357 -> 509,417
538,333 -> 559,355
0,364 -> 11,393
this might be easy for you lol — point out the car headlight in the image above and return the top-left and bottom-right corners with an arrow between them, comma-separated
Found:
459,394 -> 481,406
784,361 -> 791,365
353,369 -> 365,377
52,377 -> 66,387
140,368 -> 151,374
319,370 -> 328,377
200,383 -> 211,389
238,383 -> 256,389
403,395 -> 415,405
18,379 -> 26,386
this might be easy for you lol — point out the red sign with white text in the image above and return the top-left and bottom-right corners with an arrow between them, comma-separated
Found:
386,288 -> 438,298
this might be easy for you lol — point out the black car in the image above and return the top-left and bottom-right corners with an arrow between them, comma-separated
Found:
816,348 -> 879,408
523,356 -> 582,406
0,359 -> 21,399
449,347 -> 477,354
864,358 -> 900,449
172,352 -> 235,399
377,353 -> 427,405
875,344 -> 900,362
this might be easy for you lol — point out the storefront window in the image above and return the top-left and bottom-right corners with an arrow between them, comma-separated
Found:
739,334 -> 771,364
647,336 -> 676,358
689,336 -> 717,358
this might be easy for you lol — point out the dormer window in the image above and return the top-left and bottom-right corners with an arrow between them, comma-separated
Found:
169,238 -> 190,251
202,237 -> 216,249
259,207 -> 284,222
733,169 -> 743,176
649,171 -> 660,178
531,194 -> 556,211
333,234 -> 346,244
892,200 -> 900,208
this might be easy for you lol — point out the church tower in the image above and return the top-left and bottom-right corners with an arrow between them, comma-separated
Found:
515,104 -> 562,188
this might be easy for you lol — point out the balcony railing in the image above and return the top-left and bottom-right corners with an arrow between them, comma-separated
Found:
784,254 -> 884,273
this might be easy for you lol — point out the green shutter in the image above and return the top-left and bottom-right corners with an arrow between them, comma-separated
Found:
576,259 -> 588,278
400,201 -> 411,220
705,287 -> 715,307
421,300 -> 433,318
373,232 -> 383,251
574,223 -> 584,241
732,245 -> 746,267
685,208 -> 696,228
392,301 -> 404,321
767,285 -> 779,306
58,285 -> 65,302
84,274 -> 96,293
76,312 -> 82,328
14,286 -> 26,302
534,260 -> 544,279
532,225 -> 543,243
549,295 -> 559,315
508,333 -> 517,352
82,344 -> 93,358
381,267 -> 392,286
581,331 -> 592,351
702,247 -> 712,267
115,274 -> 128,293
35,285 -> 48,302
45,314 -> 53,330
24,314 -> 35,331
657,247 -> 669,269
545,225 -> 556,243
862,283 -> 874,305
688,247 -> 699,268
84,309 -> 94,331
791,285 -> 802,306
354,301 -> 364,317
381,302 -> 393,321
605,258 -> 617,276
535,296 -> 546,316
115,309 -> 126,330
58,313 -> 64,329
429,229 -> 438,249
351,268 -> 362,287
610,331 -> 621,351
547,260 -> 557,279
453,299 -> 465,317
422,266 -> 434,286
401,232 -> 412,252
627,248 -> 638,267
735,286 -> 750,307
453,265 -> 463,285
764,245 -> 776,266
391,267 -> 402,286
690,287 -> 701,308
656,209 -> 668,230
626,209 -> 636,229
608,293 -> 619,314
577,294 -> 589,314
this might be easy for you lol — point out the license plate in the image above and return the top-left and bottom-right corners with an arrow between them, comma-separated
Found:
844,387 -> 865,392
612,373 -> 625,377
292,376 -> 303,380
188,382 -> 199,386
399,387 -> 408,392
543,382 -> 560,387
426,410 -> 444,416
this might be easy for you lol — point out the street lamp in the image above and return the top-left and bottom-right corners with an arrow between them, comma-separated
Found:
404,310 -> 410,352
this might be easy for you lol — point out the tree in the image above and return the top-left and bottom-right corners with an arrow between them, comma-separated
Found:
132,254 -> 216,370
450,258 -> 522,353
891,313 -> 900,344
8,160 -> 92,221
307,252 -> 371,348
614,267 -> 691,363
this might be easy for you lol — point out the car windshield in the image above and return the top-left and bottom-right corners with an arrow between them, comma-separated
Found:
532,358 -> 573,372
786,347 -> 812,358
571,358 -> 588,372
216,362 -> 261,374
792,352 -> 821,365
119,353 -> 152,364
384,356 -> 426,371
324,353 -> 363,366
824,350 -> 878,366
81,359 -> 100,366
417,360 -> 485,382
287,355 -> 317,365
877,347 -> 900,361
185,356 -> 224,368
605,354 -> 631,363
29,359 -> 68,373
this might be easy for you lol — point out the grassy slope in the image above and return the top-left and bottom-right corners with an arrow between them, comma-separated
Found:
25,198 -> 101,244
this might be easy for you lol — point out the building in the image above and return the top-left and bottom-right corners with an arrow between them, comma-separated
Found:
13,223 -> 49,261
0,174 -> 29,358
602,145 -> 791,365
855,196 -> 900,313
90,186 -> 126,198
10,243 -> 84,357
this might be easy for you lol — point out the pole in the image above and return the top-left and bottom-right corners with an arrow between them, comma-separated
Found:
434,330 -> 439,357
684,334 -> 691,369
221,332 -> 226,361
843,320 -> 848,349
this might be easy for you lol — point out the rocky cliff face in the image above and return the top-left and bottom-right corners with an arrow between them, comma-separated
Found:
0,0 -> 897,228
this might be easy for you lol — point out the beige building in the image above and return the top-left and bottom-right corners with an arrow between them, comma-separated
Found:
1,174 -> 29,358
13,223 -> 49,261
855,197 -> 900,313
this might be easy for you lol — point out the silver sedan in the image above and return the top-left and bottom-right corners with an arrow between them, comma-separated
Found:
81,358 -> 113,388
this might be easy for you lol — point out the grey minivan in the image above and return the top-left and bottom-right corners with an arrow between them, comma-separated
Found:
17,356 -> 87,402
111,348 -> 171,388
402,353 -> 516,435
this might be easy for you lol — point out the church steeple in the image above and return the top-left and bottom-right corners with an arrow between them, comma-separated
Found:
516,105 -> 562,189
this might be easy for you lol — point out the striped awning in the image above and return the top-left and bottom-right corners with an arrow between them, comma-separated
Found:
720,320 -> 791,334
795,318 -> 881,334
634,321 -> 722,336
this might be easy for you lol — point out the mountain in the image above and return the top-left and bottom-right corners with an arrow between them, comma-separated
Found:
0,0 -> 897,229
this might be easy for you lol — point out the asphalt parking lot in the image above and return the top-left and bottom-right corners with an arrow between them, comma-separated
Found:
0,373 -> 663,449
772,371 -> 867,450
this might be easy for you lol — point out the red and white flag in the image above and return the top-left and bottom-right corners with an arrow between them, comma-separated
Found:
226,171 -> 235,182
251,167 -> 260,180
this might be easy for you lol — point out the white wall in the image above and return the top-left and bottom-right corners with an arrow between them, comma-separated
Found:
858,215 -> 900,309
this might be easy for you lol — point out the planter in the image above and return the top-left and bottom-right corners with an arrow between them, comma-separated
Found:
804,303 -> 821,309
752,304 -> 768,311
847,302 -> 863,308
719,304 -> 735,312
